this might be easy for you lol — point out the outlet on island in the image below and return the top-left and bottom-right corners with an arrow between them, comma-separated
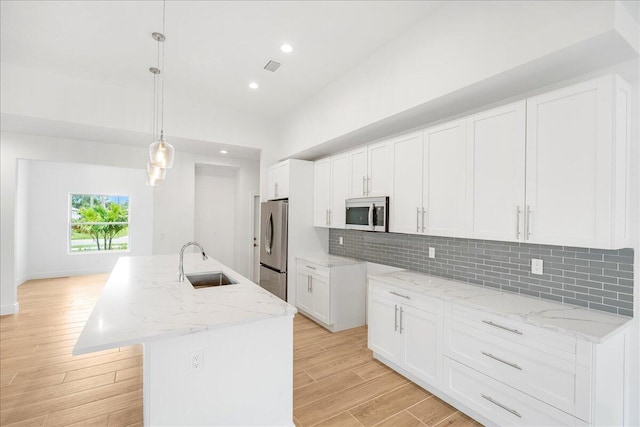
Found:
428,247 -> 435,259
190,350 -> 203,372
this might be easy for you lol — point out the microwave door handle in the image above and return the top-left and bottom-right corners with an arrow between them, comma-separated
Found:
369,203 -> 374,230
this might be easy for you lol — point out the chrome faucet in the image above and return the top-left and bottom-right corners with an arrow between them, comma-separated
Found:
178,241 -> 208,282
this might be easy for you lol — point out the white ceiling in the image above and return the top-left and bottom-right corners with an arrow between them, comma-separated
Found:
0,1 -> 437,119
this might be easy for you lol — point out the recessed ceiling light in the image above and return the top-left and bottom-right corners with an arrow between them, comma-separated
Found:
220,150 -> 228,154
249,82 -> 259,90
280,44 -> 293,53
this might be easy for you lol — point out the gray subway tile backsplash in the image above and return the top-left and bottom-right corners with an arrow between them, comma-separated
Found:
328,229 -> 634,316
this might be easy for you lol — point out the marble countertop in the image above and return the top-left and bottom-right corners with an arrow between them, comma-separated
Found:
74,254 -> 297,355
369,270 -> 632,343
297,254 -> 363,268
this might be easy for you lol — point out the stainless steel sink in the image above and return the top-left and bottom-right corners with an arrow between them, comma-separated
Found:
187,272 -> 238,289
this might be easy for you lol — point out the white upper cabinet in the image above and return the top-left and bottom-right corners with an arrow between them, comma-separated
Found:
525,75 -> 630,248
367,140 -> 392,197
423,120 -> 467,237
330,153 -> 349,228
313,158 -> 331,227
347,140 -> 393,198
267,161 -> 290,200
390,132 -> 424,234
348,147 -> 369,198
466,101 -> 526,242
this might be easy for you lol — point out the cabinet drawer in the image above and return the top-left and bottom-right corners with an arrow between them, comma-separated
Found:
445,318 -> 588,419
370,281 -> 440,314
450,304 -> 577,357
444,358 -> 585,427
297,263 -> 330,279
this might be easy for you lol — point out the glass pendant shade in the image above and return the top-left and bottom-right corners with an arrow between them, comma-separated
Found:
147,161 -> 167,180
146,174 -> 160,187
149,136 -> 175,169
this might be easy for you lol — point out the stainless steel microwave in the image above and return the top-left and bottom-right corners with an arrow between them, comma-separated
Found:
345,196 -> 389,232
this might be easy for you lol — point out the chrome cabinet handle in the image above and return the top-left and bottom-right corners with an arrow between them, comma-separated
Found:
525,205 -> 532,240
306,265 -> 316,270
482,320 -> 523,335
309,275 -> 313,293
481,394 -> 522,418
275,182 -> 278,198
328,209 -> 332,226
394,304 -> 398,331
390,291 -> 411,299
307,274 -> 310,292
399,307 -> 404,334
367,176 -> 371,195
516,206 -> 521,239
422,208 -> 426,233
482,351 -> 522,370
362,176 -> 366,196
416,207 -> 420,232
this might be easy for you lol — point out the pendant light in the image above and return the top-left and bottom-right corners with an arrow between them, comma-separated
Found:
148,0 -> 174,171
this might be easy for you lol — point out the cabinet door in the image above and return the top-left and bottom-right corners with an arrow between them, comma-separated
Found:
267,165 -> 277,200
367,140 -> 392,196
390,132 -> 423,234
402,304 -> 442,386
368,294 -> 402,363
314,158 -> 331,227
330,153 -> 349,228
423,120 -> 467,237
275,162 -> 290,199
296,271 -> 312,314
466,102 -> 526,241
348,147 -> 368,197
310,274 -> 330,324
526,77 -> 612,247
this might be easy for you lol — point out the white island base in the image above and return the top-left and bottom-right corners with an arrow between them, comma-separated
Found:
143,315 -> 294,426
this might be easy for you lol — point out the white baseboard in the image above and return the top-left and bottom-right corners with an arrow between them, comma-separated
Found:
0,301 -> 19,315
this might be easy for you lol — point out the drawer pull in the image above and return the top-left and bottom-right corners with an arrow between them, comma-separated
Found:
482,320 -> 523,335
481,394 -> 522,418
306,265 -> 316,270
390,291 -> 411,300
481,351 -> 522,370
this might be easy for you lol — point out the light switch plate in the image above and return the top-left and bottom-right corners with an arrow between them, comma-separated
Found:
531,258 -> 543,275
428,247 -> 435,259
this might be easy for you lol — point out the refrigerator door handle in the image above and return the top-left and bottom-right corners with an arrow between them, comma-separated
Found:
265,213 -> 273,255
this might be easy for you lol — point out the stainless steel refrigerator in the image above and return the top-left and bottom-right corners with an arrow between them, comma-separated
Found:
259,200 -> 288,301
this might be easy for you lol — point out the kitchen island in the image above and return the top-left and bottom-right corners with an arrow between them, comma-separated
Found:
74,254 -> 297,427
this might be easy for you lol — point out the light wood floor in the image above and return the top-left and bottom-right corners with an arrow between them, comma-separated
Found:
1,275 -> 481,427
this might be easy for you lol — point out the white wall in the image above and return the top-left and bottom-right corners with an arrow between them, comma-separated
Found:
18,160 -> 153,280
278,1 -> 638,160
15,160 -> 30,286
195,165 -> 238,269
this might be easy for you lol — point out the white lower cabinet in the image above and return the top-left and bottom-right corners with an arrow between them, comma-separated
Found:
296,259 -> 366,332
444,358 -> 585,426
368,281 -> 442,386
367,279 -> 628,427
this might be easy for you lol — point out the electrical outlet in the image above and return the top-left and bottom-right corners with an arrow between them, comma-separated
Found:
429,247 -> 435,259
339,236 -> 344,245
531,258 -> 543,275
190,351 -> 203,372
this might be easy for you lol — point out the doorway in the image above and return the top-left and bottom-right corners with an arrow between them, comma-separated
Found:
251,194 -> 261,283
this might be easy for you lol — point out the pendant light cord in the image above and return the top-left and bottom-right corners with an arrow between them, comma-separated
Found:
160,0 -> 166,138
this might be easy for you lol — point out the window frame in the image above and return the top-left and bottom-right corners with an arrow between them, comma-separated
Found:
68,193 -> 131,255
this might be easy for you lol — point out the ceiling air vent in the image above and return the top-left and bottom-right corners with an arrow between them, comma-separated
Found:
263,59 -> 282,72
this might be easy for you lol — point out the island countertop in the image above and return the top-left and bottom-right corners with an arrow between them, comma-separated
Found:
74,254 -> 297,355
369,270 -> 632,343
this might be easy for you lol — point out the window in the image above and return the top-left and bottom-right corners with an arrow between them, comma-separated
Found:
69,194 -> 130,253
